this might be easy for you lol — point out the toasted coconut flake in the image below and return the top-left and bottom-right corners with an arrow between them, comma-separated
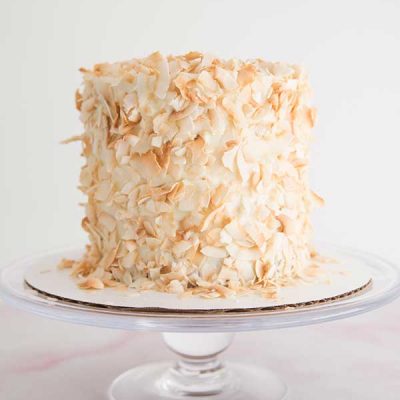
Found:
79,277 -> 105,290
103,278 -> 120,287
198,70 -> 219,92
308,107 -> 317,127
151,136 -> 163,148
75,90 -> 83,110
95,181 -> 112,201
215,284 -> 235,298
236,247 -> 262,261
186,136 -> 207,165
311,191 -> 325,207
173,240 -> 193,256
58,258 -> 74,269
222,145 -> 238,172
149,52 -> 170,99
61,135 -> 83,144
100,243 -> 120,270
277,215 -> 299,236
143,220 -> 157,237
121,251 -> 136,269
238,64 -> 256,86
137,151 -> 162,180
167,279 -> 185,294
99,213 -> 116,232
201,246 -> 228,259
236,148 -> 252,182
201,205 -> 225,232
126,134 -> 140,148
215,67 -> 238,91
125,240 -> 137,252
235,259 -> 255,280
224,220 -> 247,242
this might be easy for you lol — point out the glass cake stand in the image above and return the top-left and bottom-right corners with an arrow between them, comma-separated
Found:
1,244 -> 400,400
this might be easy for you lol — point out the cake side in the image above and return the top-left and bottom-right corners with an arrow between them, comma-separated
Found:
61,51 -> 324,297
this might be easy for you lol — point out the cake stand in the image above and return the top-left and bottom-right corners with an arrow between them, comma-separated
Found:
1,243 -> 400,400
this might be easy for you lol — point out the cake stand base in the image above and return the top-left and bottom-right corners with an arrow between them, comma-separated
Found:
108,333 -> 287,400
109,362 -> 287,400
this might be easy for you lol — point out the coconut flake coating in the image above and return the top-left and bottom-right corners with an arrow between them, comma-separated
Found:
66,51 -> 323,297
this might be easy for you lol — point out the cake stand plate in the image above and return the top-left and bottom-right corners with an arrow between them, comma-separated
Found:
1,243 -> 400,400
23,247 -> 372,312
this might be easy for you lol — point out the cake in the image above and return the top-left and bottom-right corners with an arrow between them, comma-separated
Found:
60,51 -> 324,297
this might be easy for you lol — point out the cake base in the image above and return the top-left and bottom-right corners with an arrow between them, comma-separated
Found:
24,247 -> 372,312
108,361 -> 288,400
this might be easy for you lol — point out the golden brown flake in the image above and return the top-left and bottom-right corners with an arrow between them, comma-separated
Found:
79,277 -> 105,290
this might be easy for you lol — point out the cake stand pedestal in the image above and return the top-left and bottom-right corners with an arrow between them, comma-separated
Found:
1,244 -> 400,399
110,331 -> 288,399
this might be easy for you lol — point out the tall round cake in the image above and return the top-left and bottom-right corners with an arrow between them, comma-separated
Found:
62,51 -> 324,297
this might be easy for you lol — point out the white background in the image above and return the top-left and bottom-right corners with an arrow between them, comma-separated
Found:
1,0 -> 399,266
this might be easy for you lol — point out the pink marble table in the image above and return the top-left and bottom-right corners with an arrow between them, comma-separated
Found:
0,300 -> 399,400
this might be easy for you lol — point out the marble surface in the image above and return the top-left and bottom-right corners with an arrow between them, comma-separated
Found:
0,300 -> 400,400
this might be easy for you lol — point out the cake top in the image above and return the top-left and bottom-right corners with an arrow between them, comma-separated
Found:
77,51 -> 315,133
63,52 -> 323,297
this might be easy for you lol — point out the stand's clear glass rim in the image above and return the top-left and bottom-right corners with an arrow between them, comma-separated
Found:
1,243 -> 399,332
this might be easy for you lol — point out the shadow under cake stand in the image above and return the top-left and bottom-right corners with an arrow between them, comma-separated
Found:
1,243 -> 399,400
